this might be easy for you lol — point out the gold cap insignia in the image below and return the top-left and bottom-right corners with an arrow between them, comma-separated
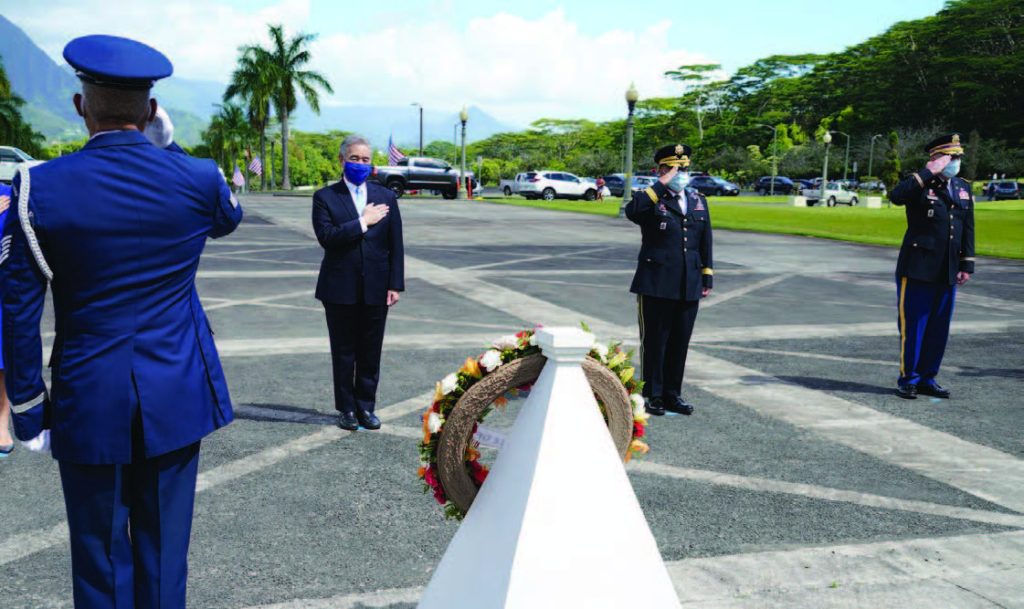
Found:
675,144 -> 684,156
952,134 -> 960,144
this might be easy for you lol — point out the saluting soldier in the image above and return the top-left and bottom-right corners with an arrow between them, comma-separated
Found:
889,133 -> 974,399
2,35 -> 242,607
626,144 -> 713,416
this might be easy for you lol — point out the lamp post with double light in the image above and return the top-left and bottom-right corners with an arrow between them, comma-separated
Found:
619,83 -> 639,218
830,129 -> 850,181
411,102 -> 424,156
867,133 -> 883,179
460,106 -> 469,197
757,123 -> 779,196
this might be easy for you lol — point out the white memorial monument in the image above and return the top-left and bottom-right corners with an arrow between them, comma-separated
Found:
418,327 -> 681,609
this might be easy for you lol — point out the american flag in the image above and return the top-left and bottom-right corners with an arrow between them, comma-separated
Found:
248,155 -> 262,176
388,135 -> 406,165
232,165 -> 245,188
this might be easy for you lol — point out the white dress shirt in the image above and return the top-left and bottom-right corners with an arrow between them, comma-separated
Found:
344,177 -> 369,233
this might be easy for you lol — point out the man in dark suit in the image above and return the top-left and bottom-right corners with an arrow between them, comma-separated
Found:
889,133 -> 974,400
626,144 -> 713,417
313,135 -> 404,431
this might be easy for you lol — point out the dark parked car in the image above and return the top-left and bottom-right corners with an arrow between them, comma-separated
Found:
793,179 -> 814,193
370,156 -> 459,198
755,176 -> 795,195
602,174 -> 626,197
992,181 -> 1022,200
688,175 -> 739,196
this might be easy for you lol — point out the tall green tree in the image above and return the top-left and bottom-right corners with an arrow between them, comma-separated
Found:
224,45 -> 277,190
881,131 -> 902,191
664,63 -> 722,141
262,24 -> 333,190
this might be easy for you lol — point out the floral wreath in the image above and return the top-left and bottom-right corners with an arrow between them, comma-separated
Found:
417,325 -> 650,519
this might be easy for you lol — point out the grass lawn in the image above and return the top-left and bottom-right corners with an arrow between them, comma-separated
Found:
478,196 -> 1024,259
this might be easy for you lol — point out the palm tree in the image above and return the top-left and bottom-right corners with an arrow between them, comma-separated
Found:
224,45 -> 275,190
203,103 -> 251,177
262,24 -> 333,190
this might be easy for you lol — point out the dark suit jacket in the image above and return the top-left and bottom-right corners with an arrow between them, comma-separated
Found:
625,180 -> 713,301
312,180 -> 404,305
890,169 -> 975,285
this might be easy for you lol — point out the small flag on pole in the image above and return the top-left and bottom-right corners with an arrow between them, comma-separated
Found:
232,165 -> 245,188
248,155 -> 263,176
388,135 -> 406,166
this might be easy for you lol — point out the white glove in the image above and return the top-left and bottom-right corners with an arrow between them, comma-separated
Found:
22,429 -> 50,453
143,105 -> 175,149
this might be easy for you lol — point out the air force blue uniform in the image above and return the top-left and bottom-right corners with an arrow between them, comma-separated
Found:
1,35 -> 242,609
889,133 -> 975,392
626,144 -> 712,410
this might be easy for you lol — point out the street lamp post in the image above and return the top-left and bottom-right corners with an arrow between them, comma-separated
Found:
460,106 -> 469,198
452,123 -> 460,165
867,133 -> 883,178
619,83 -> 639,218
831,130 -> 851,181
757,123 -> 779,196
412,102 -> 424,156
821,131 -> 832,204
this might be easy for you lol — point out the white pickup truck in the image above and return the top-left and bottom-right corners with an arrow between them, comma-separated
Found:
499,172 -> 533,196
0,146 -> 45,183
803,181 -> 859,207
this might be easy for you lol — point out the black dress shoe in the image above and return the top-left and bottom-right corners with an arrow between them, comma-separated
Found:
645,397 -> 666,416
918,383 -> 950,399
665,396 -> 695,416
895,384 -> 918,400
338,411 -> 359,431
357,411 -> 381,430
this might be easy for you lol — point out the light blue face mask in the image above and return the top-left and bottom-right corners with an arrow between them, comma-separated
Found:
667,171 -> 688,192
941,159 -> 961,179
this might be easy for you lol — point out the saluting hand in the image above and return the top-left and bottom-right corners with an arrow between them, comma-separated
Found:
363,203 -> 389,227
925,154 -> 951,176
658,165 -> 679,185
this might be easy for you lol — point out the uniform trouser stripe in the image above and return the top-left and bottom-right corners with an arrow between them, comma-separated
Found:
898,277 -> 908,378
637,295 -> 645,370
12,392 -> 45,414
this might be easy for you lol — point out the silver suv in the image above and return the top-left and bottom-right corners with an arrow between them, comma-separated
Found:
517,171 -> 599,201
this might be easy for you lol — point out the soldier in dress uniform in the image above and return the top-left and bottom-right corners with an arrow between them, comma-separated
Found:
626,144 -> 713,416
889,133 -> 974,399
1,35 -> 242,608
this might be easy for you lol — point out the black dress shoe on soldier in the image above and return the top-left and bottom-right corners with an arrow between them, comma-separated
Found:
338,411 -> 359,431
665,396 -> 695,416
357,411 -> 382,430
895,384 -> 918,400
645,397 -> 666,416
918,383 -> 950,399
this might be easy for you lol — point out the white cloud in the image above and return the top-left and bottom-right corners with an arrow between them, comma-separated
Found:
8,0 -> 312,82
309,9 -> 713,124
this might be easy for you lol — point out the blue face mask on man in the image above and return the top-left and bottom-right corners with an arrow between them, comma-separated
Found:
667,170 -> 689,193
344,162 -> 373,186
941,159 -> 961,179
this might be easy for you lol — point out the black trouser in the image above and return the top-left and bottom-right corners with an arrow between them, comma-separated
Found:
638,294 -> 700,400
324,302 -> 389,415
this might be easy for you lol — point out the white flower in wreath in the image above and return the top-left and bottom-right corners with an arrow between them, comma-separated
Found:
631,393 -> 645,416
592,342 -> 610,362
492,335 -> 519,351
480,349 -> 503,372
441,373 -> 459,395
428,411 -> 444,433
528,333 -> 538,346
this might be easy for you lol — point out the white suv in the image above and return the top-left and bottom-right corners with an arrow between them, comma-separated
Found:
518,171 -> 599,201
0,146 -> 45,183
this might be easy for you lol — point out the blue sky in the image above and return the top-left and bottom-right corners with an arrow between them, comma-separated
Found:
6,0 -> 946,124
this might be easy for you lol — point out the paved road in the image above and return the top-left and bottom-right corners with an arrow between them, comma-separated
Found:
2,195 -> 1023,608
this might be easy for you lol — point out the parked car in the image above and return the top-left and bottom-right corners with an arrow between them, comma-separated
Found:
602,174 -> 626,197
688,175 -> 740,196
370,156 -> 460,198
803,181 -> 859,206
632,175 -> 658,190
517,171 -> 599,201
0,146 -> 45,183
991,181 -> 1022,201
793,178 -> 815,193
500,172 -> 534,196
755,176 -> 795,195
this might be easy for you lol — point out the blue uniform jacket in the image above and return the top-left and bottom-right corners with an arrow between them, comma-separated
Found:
626,180 -> 713,301
2,130 -> 243,464
890,169 -> 975,285
312,180 -> 405,305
